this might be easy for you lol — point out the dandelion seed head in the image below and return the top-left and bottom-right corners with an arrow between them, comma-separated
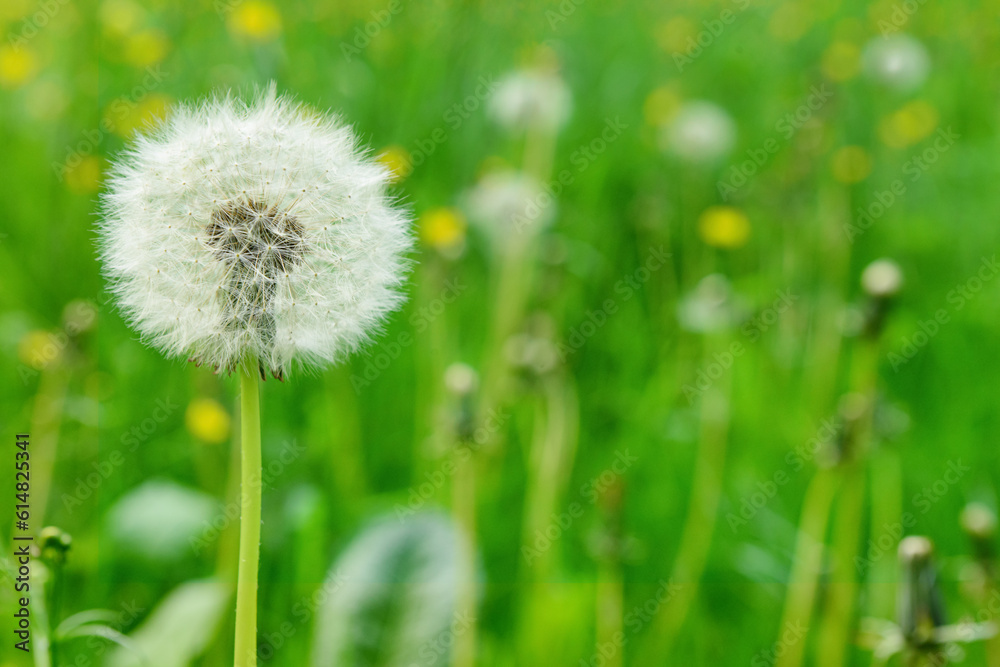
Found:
677,274 -> 746,333
489,68 -> 572,132
861,258 -> 903,298
863,34 -> 930,92
99,85 -> 413,379
660,100 -> 736,165
462,170 -> 555,239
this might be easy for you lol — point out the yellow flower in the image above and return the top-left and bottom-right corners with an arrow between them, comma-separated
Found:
643,85 -> 681,127
831,145 -> 872,183
421,207 -> 467,250
124,29 -> 170,67
18,330 -> 62,370
0,45 -> 38,89
65,156 -> 103,194
377,145 -> 413,183
821,41 -> 861,82
185,398 -> 231,444
698,206 -> 750,249
878,101 -> 938,149
228,0 -> 282,42
104,92 -> 172,137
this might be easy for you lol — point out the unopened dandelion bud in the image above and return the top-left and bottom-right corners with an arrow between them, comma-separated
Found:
38,526 -> 72,567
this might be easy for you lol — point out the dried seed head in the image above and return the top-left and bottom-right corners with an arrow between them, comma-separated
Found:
897,536 -> 947,645
862,258 -> 904,298
98,85 -> 413,378
444,363 -> 478,397
961,503 -> 998,541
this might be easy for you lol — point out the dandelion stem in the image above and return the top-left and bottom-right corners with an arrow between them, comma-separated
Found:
641,352 -> 731,660
452,447 -> 477,667
235,362 -> 262,667
774,468 -> 841,667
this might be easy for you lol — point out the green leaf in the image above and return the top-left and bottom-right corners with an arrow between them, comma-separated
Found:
60,624 -> 147,666
56,609 -> 125,639
108,579 -> 232,667
310,512 -> 467,667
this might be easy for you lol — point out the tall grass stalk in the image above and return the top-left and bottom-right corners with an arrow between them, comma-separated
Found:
642,338 -> 732,659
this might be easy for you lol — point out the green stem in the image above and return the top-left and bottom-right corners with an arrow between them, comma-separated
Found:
235,364 -> 262,667
816,459 -> 867,667
452,448 -> 477,667
775,468 -> 841,667
641,360 -> 731,660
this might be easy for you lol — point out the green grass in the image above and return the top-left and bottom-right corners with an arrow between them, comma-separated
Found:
2,0 -> 1000,664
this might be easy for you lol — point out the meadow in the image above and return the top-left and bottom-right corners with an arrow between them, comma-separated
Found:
2,0 -> 1000,665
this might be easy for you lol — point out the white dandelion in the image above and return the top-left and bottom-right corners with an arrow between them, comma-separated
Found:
461,170 -> 556,240
488,68 -> 573,133
862,34 -> 930,92
660,100 -> 736,165
677,274 -> 746,333
97,84 -> 412,667
861,258 -> 903,298
99,84 -> 412,381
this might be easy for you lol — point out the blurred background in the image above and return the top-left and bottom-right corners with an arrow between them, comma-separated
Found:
2,0 -> 1000,664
